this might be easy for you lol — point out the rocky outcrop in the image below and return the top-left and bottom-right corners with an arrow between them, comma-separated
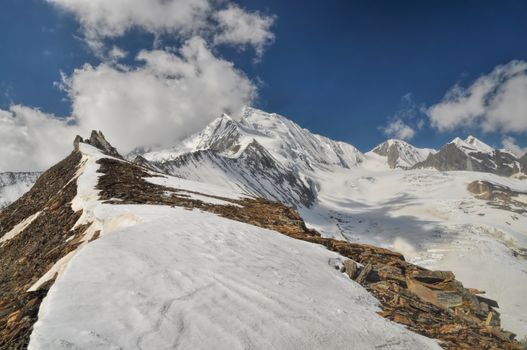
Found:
74,130 -> 122,159
414,143 -> 521,176
467,180 -> 527,217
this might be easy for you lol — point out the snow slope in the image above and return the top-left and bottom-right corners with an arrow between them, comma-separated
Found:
301,153 -> 527,336
28,143 -> 440,350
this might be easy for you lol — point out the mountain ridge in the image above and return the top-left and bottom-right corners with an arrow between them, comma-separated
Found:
0,131 -> 522,349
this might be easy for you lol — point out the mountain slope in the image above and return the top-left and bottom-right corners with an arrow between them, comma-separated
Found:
371,139 -> 435,169
413,136 -> 521,176
520,153 -> 527,172
140,107 -> 364,207
150,140 -> 317,207
0,172 -> 41,209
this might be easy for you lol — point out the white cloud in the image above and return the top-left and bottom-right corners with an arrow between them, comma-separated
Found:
47,0 -> 211,52
379,93 -> 424,141
381,119 -> 416,140
0,106 -> 79,171
66,37 -> 256,152
213,5 -> 275,58
46,0 -> 275,57
0,37 -> 256,171
501,136 -> 527,158
427,60 -> 527,134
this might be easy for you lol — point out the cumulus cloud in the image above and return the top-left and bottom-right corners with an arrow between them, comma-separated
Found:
65,37 -> 256,152
380,93 -> 425,141
46,0 -> 275,56
427,60 -> 527,134
381,119 -> 416,140
0,106 -> 78,171
501,136 -> 527,158
0,38 -> 256,171
213,5 -> 275,58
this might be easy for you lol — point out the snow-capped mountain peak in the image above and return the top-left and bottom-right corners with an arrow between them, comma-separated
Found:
138,107 -> 364,207
450,135 -> 494,155
371,139 -> 435,169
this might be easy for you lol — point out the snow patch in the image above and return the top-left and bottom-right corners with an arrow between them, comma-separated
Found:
0,211 -> 41,244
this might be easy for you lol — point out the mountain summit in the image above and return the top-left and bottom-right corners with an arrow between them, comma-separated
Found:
413,135 -> 521,176
371,139 -> 435,169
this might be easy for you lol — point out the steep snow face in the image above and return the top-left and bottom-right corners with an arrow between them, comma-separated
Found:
29,204 -> 440,350
371,139 -> 435,169
140,107 -> 364,207
153,142 -> 316,207
0,172 -> 41,209
239,107 -> 364,170
451,136 -> 495,155
144,107 -> 364,171
301,156 -> 527,337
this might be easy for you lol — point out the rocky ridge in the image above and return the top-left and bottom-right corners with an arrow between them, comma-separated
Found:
0,132 -> 523,349
413,136 -> 522,177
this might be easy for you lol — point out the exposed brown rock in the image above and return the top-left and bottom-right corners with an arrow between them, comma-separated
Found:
343,259 -> 358,279
0,150 -> 89,349
467,180 -> 527,214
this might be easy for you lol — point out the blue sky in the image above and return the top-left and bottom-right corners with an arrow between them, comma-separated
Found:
1,0 -> 527,171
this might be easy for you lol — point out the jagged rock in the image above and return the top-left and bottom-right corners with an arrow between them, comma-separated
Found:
410,270 -> 455,284
435,291 -> 463,308
73,135 -> 83,150
355,264 -> 373,284
343,259 -> 358,279
86,130 -> 123,159
477,295 -> 499,309
486,311 -> 501,327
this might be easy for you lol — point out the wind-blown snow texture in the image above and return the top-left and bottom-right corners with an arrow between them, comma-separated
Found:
139,108 -> 527,337
29,144 -> 439,350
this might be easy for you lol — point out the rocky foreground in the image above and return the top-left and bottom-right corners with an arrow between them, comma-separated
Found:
0,132 -> 523,349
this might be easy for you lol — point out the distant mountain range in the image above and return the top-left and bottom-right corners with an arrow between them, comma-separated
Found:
3,108 -> 526,211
